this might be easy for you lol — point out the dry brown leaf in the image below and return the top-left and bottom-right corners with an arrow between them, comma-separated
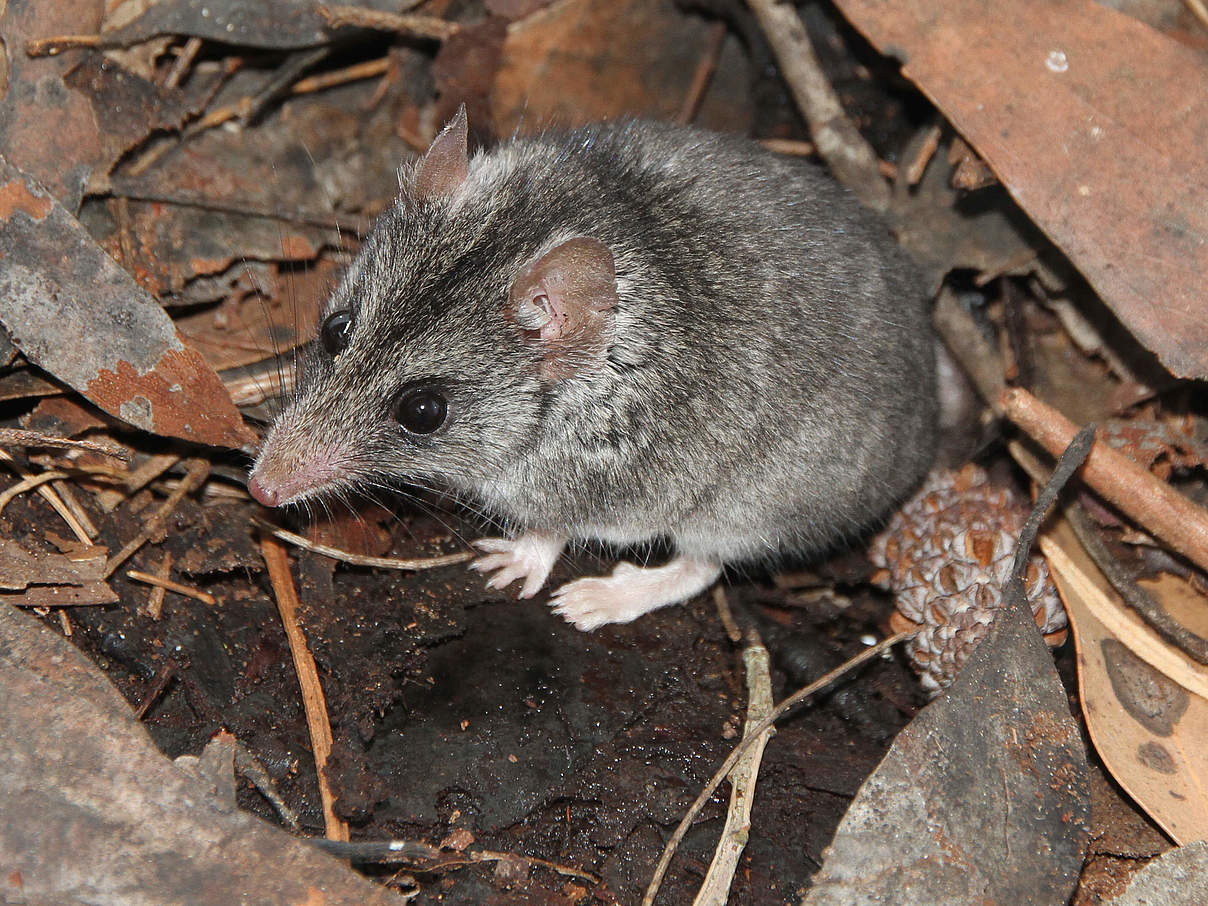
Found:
0,582 -> 118,607
0,538 -> 108,590
801,586 -> 1088,905
832,0 -> 1208,379
0,603 -> 399,905
490,0 -> 751,136
1042,520 -> 1208,843
173,269 -> 328,374
1139,574 -> 1208,640
0,158 -> 256,448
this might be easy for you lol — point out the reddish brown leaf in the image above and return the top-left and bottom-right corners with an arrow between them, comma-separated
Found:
0,0 -> 106,211
0,157 -> 255,448
490,0 -> 752,136
833,0 -> 1208,379
0,3 -> 204,212
62,52 -> 206,196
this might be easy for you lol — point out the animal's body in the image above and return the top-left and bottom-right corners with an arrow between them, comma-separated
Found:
248,111 -> 937,630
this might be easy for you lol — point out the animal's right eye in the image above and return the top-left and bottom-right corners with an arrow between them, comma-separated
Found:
321,310 -> 353,355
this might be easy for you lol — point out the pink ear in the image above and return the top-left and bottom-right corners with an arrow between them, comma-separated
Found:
413,105 -> 469,201
509,237 -> 618,382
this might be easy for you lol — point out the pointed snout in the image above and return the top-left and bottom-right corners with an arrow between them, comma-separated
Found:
247,474 -> 281,507
247,425 -> 352,508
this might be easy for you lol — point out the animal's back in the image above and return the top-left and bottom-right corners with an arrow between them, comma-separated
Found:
487,121 -> 937,561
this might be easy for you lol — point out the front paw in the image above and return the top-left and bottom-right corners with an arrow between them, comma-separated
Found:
470,532 -> 565,598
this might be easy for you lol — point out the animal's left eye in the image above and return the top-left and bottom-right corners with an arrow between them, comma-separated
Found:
321,310 -> 353,355
394,387 -> 448,434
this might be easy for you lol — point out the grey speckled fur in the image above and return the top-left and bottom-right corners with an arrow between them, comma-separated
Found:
260,119 -> 938,565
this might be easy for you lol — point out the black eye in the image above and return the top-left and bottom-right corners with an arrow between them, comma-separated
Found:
321,310 -> 353,355
394,387 -> 448,434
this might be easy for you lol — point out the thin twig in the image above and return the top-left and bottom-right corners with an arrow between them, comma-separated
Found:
744,0 -> 890,211
712,586 -> 742,644
164,36 -> 203,89
260,530 -> 349,842
144,551 -> 172,619
471,851 -> 599,885
50,480 -> 99,539
759,138 -> 816,157
239,47 -> 331,126
678,22 -> 728,125
1009,423 -> 1097,582
642,631 -> 913,906
932,285 -> 1006,408
0,428 -> 129,460
25,33 -> 103,56
134,663 -> 177,720
0,449 -> 92,543
1068,503 -> 1208,664
293,56 -> 392,94
1001,387 -> 1208,575
1185,0 -> 1208,31
1011,440 -> 1208,665
127,569 -> 217,606
107,188 -> 367,235
254,519 -> 472,570
124,453 -> 181,496
903,123 -> 942,187
0,470 -> 69,517
311,838 -> 600,884
693,632 -> 774,905
318,4 -> 460,40
104,458 -> 210,579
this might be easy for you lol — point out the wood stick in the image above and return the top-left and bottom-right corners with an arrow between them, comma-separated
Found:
0,449 -> 92,543
678,21 -> 728,125
745,0 -> 890,211
255,519 -> 471,570
127,569 -> 216,606
318,4 -> 459,40
0,470 -> 69,516
0,428 -> 129,460
164,37 -> 203,89
260,531 -> 349,842
291,56 -> 391,94
1001,387 -> 1208,574
759,138 -> 816,157
50,479 -> 99,539
642,631 -> 913,905
712,586 -> 742,644
692,635 -> 774,905
123,453 -> 182,495
144,551 -> 172,620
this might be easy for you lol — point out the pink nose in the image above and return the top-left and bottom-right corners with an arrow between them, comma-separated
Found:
247,475 -> 281,507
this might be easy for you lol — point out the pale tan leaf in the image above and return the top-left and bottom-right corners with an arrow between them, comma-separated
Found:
1042,521 -> 1208,843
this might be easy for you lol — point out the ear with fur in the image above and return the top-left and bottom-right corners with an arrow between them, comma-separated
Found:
412,105 -> 469,201
509,237 -> 618,382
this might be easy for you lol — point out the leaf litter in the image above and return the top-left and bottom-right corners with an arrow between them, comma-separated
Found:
0,0 -> 1206,903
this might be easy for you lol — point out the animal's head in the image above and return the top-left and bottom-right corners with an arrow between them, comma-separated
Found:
248,109 -> 618,507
